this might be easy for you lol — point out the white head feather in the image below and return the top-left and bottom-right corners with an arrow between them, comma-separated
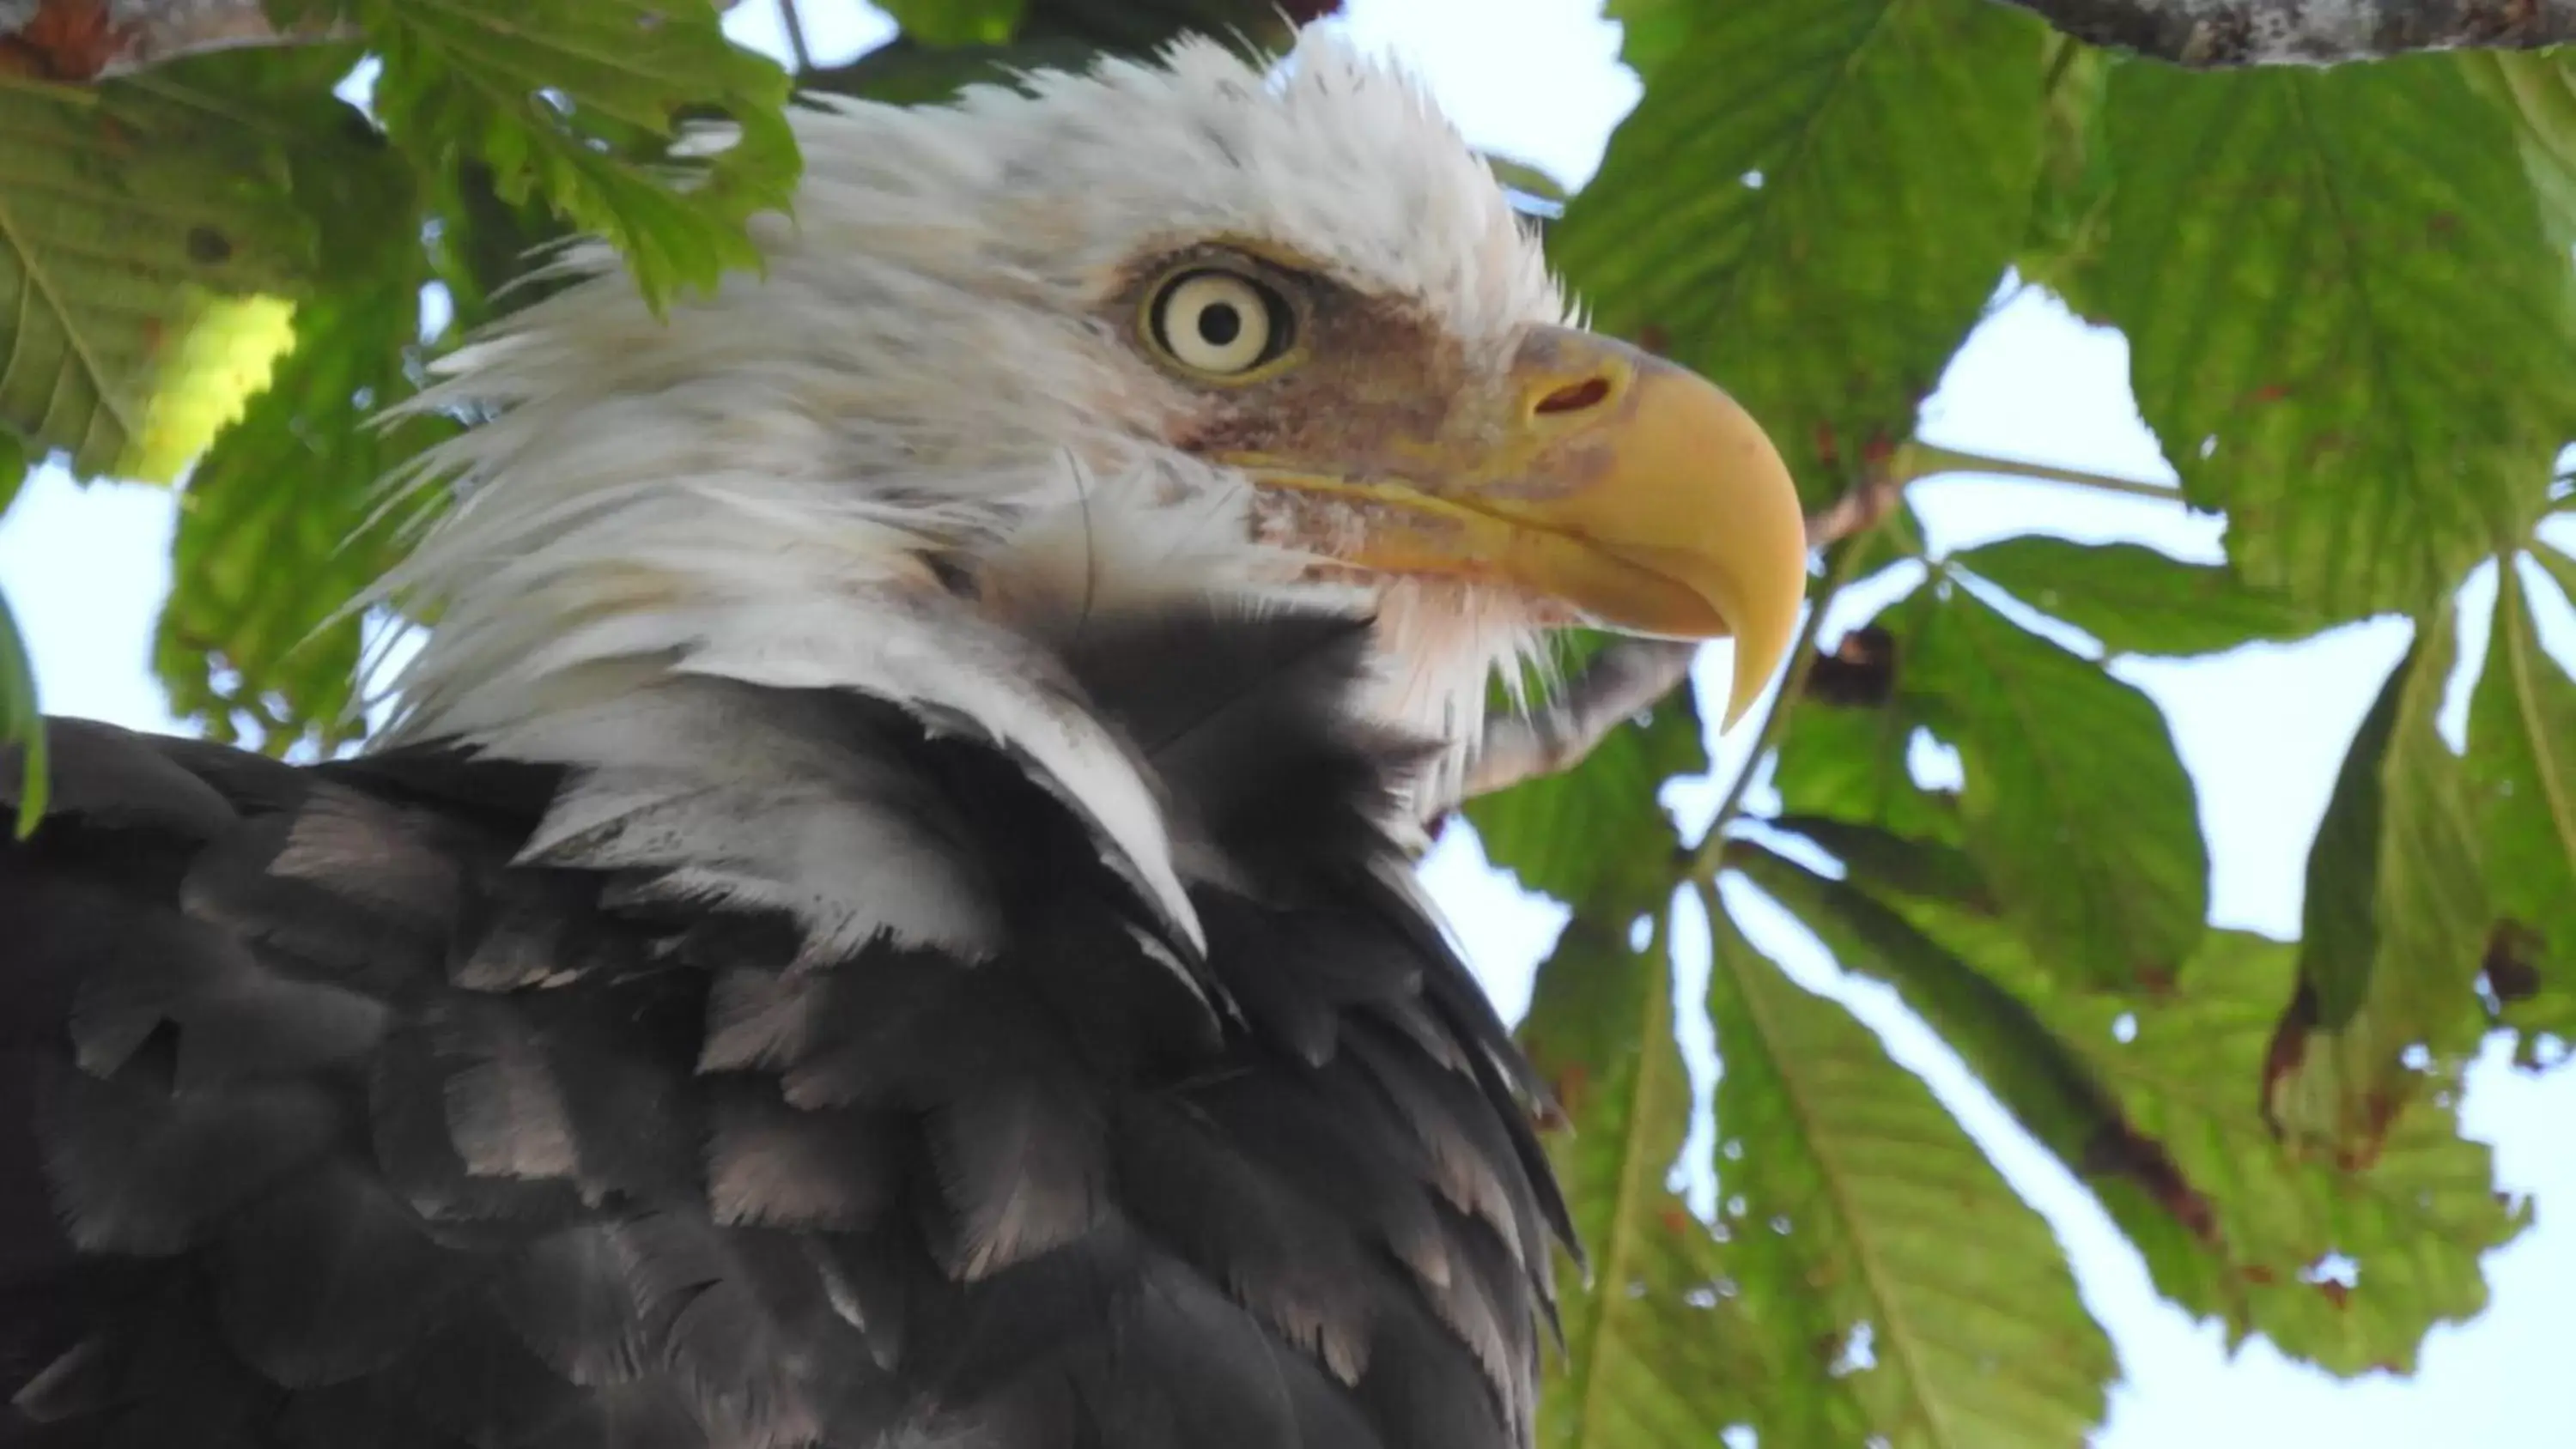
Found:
368,30 -> 1573,955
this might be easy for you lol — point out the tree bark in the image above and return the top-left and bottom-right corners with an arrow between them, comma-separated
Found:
1984,0 -> 2576,66
0,0 -> 349,80
0,0 -> 758,80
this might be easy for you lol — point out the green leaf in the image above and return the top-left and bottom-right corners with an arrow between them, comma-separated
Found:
2464,552 -> 2576,1043
1767,815 -> 1989,910
1772,696 -> 1964,845
2015,37 -> 2114,322
2272,630 -> 2490,1155
1601,0 -> 1693,82
423,160 -> 580,334
1907,906 -> 2518,1372
1754,832 -> 2511,1370
2097,55 -> 2576,616
1956,537 -> 2327,657
156,282 -> 452,752
1700,890 -> 2115,1447
2456,52 -> 2576,300
1741,839 -> 2217,1249
1517,909 -> 1801,1448
1482,152 -> 1570,207
2105,933 -> 2523,1372
1466,639 -> 1706,917
880,0 -> 1030,46
1745,834 -> 2239,1337
2537,533 -> 2576,600
0,427 -> 22,512
809,0 -> 1313,106
1,430 -> 36,830
0,579 -> 42,836
161,45 -> 416,288
1011,0 -> 1329,52
1906,582 -> 2208,990
0,67 -> 317,481
804,37 -> 1108,106
1771,585 -> 1969,846
352,0 -> 799,309
1555,0 -> 2048,509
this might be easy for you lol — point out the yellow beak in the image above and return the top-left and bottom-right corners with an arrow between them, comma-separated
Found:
1237,326 -> 1809,726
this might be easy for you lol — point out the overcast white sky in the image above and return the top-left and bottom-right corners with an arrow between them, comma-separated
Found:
3,3 -> 2570,1443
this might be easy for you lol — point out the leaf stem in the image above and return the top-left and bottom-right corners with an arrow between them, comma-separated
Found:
2040,29 -> 2084,95
2499,569 -> 2576,907
1901,440 -> 2181,504
1565,903 -> 1674,1448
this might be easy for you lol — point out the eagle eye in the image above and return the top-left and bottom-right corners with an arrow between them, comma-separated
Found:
1147,268 -> 1293,379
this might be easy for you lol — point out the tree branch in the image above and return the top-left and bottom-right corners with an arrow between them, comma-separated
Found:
1984,0 -> 2576,66
1455,638 -> 1703,804
0,0 -> 349,81
0,0 -> 750,81
1454,468 -> 1903,811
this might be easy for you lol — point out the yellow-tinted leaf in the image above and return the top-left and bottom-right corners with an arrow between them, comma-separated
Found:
0,70 -> 313,480
1908,912 -> 2522,1373
1747,838 -> 2227,1279
2464,554 -> 2576,1044
2105,935 -> 2522,1373
2099,56 -> 2576,615
157,282 -> 450,751
1518,909 -> 1801,1448
2274,633 -> 2490,1155
1703,891 -> 2114,1447
879,0 -> 1029,46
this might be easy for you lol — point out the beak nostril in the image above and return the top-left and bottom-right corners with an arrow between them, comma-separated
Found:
1534,376 -> 1612,416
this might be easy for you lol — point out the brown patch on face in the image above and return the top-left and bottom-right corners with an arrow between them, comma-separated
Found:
1103,247 -> 1637,662
1148,274 -> 1637,529
1101,243 -> 1491,486
1179,293 -> 1475,462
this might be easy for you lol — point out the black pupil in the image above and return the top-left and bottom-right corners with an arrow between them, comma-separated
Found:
1197,301 -> 1243,348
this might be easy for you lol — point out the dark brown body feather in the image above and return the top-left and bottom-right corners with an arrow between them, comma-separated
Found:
0,609 -> 1571,1449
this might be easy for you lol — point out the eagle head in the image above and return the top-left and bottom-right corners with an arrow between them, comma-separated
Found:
374,29 -> 1804,840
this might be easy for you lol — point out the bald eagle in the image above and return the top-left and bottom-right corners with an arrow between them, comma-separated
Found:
0,31 -> 1802,1449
